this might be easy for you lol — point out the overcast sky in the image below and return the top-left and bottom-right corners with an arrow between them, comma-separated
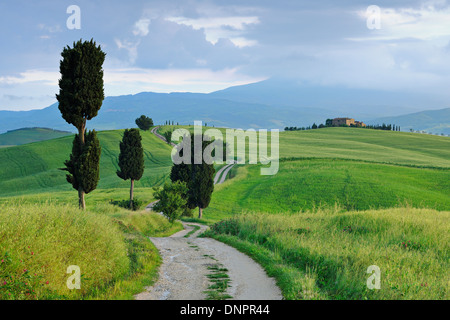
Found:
1,0 -> 450,111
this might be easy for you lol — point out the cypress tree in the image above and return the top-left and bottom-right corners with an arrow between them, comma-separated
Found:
56,39 -> 105,209
190,160 -> 215,219
62,130 -> 101,209
170,134 -> 215,219
117,129 -> 145,209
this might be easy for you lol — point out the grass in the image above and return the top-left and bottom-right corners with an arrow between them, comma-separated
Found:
159,125 -> 450,168
0,128 -> 173,197
279,127 -> 450,168
1,126 -> 449,300
202,159 -> 450,224
204,264 -> 232,300
184,224 -> 201,238
0,199 -> 183,300
205,206 -> 449,300
0,127 -> 72,147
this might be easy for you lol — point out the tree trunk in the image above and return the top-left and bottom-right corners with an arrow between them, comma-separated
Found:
78,120 -> 86,145
78,188 -> 85,210
77,119 -> 86,210
198,207 -> 203,219
130,179 -> 134,209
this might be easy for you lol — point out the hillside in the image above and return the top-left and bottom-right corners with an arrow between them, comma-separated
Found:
0,127 -> 72,147
203,127 -> 450,222
0,129 -> 173,197
2,126 -> 448,209
367,108 -> 450,135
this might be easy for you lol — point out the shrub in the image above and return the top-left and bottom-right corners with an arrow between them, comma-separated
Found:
110,198 -> 143,211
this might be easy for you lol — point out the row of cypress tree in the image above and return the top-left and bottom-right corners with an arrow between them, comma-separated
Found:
56,39 -> 215,218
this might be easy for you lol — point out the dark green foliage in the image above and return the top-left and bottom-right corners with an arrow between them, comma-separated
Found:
163,130 -> 172,144
117,129 -> 145,209
110,198 -> 143,211
62,130 -> 101,194
135,115 -> 153,131
153,181 -> 188,223
117,129 -> 145,181
56,39 -> 105,131
190,160 -> 215,212
170,135 -> 215,218
56,39 -> 105,209
171,162 -> 191,185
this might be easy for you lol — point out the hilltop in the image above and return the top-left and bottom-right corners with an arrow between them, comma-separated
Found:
0,127 -> 72,147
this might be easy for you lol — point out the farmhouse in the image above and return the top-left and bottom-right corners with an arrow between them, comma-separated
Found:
332,118 -> 366,127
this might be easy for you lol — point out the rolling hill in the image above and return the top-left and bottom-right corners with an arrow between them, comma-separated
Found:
367,108 -> 450,135
0,128 -> 173,197
1,126 -> 448,214
0,127 -> 72,147
203,127 -> 450,222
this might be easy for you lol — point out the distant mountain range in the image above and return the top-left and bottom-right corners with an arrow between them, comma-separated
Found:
0,79 -> 448,133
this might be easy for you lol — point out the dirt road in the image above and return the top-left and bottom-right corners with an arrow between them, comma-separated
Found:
139,126 -> 279,300
135,222 -> 282,300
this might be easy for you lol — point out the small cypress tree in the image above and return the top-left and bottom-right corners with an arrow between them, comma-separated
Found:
117,129 -> 145,209
62,130 -> 101,209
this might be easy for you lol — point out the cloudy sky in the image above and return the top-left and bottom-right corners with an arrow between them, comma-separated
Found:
1,0 -> 450,110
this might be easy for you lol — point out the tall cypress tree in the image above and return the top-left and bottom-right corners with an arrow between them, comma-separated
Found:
170,134 -> 215,219
117,129 -> 145,209
56,39 -> 105,209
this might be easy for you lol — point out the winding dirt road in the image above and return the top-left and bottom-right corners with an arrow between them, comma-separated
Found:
135,222 -> 282,300
137,126 -> 281,300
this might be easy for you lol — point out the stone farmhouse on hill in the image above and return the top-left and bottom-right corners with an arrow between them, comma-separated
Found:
331,117 -> 366,127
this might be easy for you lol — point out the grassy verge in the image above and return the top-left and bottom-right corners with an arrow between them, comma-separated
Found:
204,206 -> 449,300
0,201 -> 183,300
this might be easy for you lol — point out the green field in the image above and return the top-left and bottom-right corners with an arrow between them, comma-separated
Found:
278,128 -> 450,168
0,128 -> 72,147
203,158 -> 450,223
205,207 -> 449,299
0,128 -> 173,198
0,126 -> 449,300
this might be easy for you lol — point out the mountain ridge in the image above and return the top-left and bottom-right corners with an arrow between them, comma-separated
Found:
1,79 -> 448,133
